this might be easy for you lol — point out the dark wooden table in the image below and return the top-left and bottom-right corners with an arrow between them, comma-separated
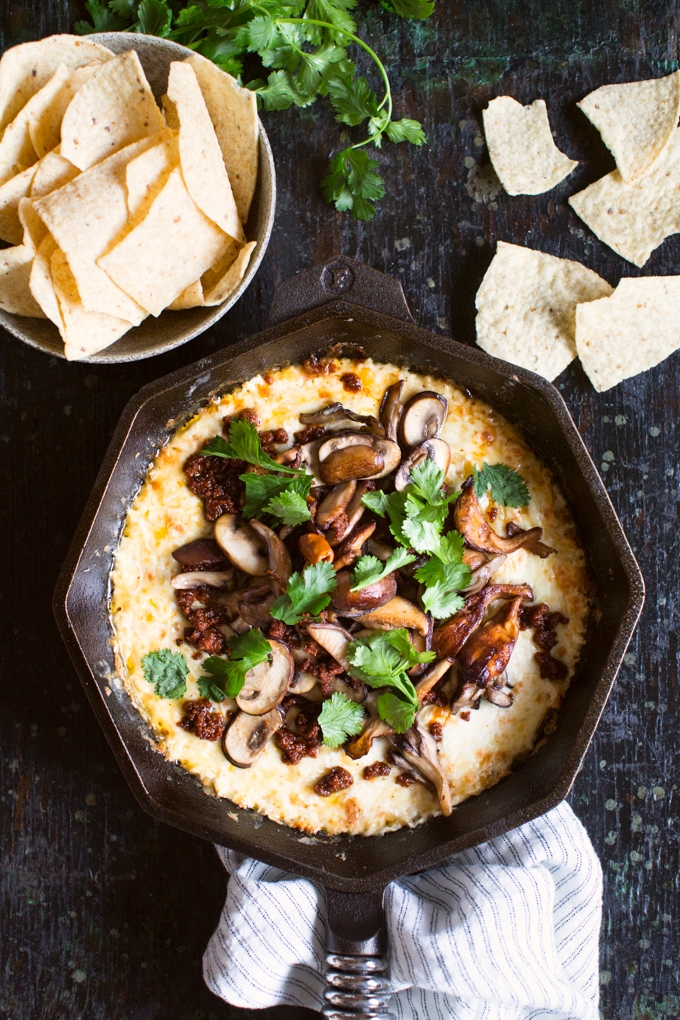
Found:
1,2 -> 679,1018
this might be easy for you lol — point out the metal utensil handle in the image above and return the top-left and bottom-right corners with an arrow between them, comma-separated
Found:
322,887 -> 393,1020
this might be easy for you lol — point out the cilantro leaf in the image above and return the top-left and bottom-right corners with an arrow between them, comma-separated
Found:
322,146 -> 385,221
74,0 -> 127,33
376,691 -> 416,733
241,471 -> 312,520
264,488 -> 311,526
409,460 -> 447,504
351,546 -> 416,591
347,629 -> 434,687
255,69 -> 301,111
413,528 -> 471,620
271,561 -> 338,625
472,463 -> 530,509
362,488 -> 410,546
304,0 -> 357,44
380,0 -> 434,16
318,691 -> 365,747
142,649 -> 188,699
385,117 -> 426,145
326,70 -> 378,125
198,630 -> 271,701
137,0 -> 172,36
402,499 -> 447,554
202,420 -> 303,476
420,583 -> 465,620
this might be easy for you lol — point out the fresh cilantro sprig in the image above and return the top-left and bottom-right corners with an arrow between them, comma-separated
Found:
347,629 -> 434,733
271,561 -> 338,625
201,419 -> 301,475
350,546 -> 415,591
74,0 -> 431,220
414,530 -> 471,620
142,648 -> 189,699
318,691 -> 365,747
472,463 -> 530,509
198,629 -> 272,701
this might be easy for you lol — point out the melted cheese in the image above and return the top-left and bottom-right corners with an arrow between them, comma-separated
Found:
110,359 -> 591,836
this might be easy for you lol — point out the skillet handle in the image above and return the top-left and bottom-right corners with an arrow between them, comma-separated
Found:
322,886 -> 393,1020
268,255 -> 413,326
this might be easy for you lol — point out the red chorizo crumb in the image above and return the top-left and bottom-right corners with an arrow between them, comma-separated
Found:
487,506 -> 498,522
300,634 -> 325,658
395,772 -> 417,787
259,428 -> 289,454
268,619 -> 301,647
300,656 -> 344,695
519,603 -> 569,681
340,372 -> 362,392
176,587 -> 229,654
534,651 -> 569,681
184,452 -> 245,521
275,726 -> 320,765
429,721 -> 443,740
222,408 -> 260,433
420,690 -> 448,707
178,699 -> 224,741
302,354 -> 337,376
363,761 -> 391,780
263,373 -> 274,385
294,424 -> 326,444
315,766 -> 353,796
459,711 -> 471,722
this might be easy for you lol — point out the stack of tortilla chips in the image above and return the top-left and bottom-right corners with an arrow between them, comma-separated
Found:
0,34 -> 258,359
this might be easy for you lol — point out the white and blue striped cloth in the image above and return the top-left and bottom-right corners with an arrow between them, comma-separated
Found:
204,801 -> 602,1020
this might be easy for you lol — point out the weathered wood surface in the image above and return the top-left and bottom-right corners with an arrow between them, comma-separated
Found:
1,2 -> 679,1018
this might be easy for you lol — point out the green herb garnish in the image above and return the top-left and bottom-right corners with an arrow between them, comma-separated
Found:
347,629 -> 434,733
201,420 -> 301,475
142,648 -> 189,699
197,629 -> 272,701
74,0 -> 431,220
318,691 -> 365,747
350,546 -> 415,591
271,561 -> 338,625
413,530 -> 471,620
472,463 -> 530,509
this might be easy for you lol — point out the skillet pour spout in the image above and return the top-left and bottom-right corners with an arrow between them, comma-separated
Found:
54,255 -> 644,1005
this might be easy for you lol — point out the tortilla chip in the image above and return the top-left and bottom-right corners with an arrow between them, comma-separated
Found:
29,233 -> 63,327
33,134 -> 166,323
482,97 -> 577,195
0,242 -> 45,317
18,196 -> 47,250
30,150 -> 80,198
60,50 -> 165,172
51,247 -> 134,360
200,241 -> 238,292
0,164 -> 38,244
0,63 -> 75,185
166,61 -> 244,243
98,165 -> 231,317
184,53 -> 258,224
578,71 -> 680,182
475,241 -> 613,381
161,94 -> 179,130
29,61 -> 102,159
203,240 -> 256,306
575,276 -> 680,391
569,129 -> 680,267
125,132 -> 179,218
0,35 -> 112,133
168,279 -> 204,310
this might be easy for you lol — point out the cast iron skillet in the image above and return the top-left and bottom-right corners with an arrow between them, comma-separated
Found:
54,256 -> 644,1020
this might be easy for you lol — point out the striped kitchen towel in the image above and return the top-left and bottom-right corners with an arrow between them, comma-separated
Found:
204,801 -> 602,1020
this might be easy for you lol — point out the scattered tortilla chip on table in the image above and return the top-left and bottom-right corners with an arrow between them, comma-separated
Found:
0,34 -> 112,133
125,132 -> 179,218
166,61 -> 245,243
482,97 -> 577,195
98,165 -> 231,317
569,130 -> 680,266
60,50 -> 166,172
203,240 -> 257,306
578,71 -> 680,182
168,279 -> 204,310
51,246 -> 134,360
29,233 -> 63,328
0,243 -> 45,317
30,150 -> 80,198
475,240 -> 613,380
184,53 -> 258,225
33,134 -> 166,324
575,275 -> 680,392
0,164 -> 38,244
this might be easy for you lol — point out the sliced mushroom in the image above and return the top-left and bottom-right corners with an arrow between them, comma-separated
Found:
365,537 -> 395,561
288,670 -> 318,695
318,433 -> 401,483
316,480 -> 356,529
345,716 -> 394,759
394,438 -> 451,491
222,708 -> 283,768
299,532 -> 334,566
458,596 -> 525,689
296,438 -> 324,484
380,380 -> 404,441
214,514 -> 268,576
357,596 -> 430,637
172,538 -> 227,570
305,622 -> 354,670
326,481 -> 370,546
170,570 -> 234,589
249,519 -> 292,595
454,477 -> 554,558
331,569 -> 397,617
333,520 -> 376,570
505,520 -> 556,558
414,658 -> 452,703
399,725 -> 452,815
486,686 -> 513,708
450,682 -> 485,715
237,594 -> 277,628
236,639 -> 293,715
432,582 -> 533,660
461,553 -> 507,594
300,402 -> 385,436
399,392 -> 448,448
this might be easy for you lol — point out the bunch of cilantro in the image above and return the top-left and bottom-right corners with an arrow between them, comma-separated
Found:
74,0 -> 433,220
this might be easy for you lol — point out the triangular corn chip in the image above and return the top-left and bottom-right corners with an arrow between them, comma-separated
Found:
483,97 -> 577,196
0,242 -> 45,316
578,71 -> 680,182
0,164 -> 37,244
51,246 -> 134,360
168,279 -> 204,310
18,196 -> 47,250
0,64 -> 75,185
203,240 -> 256,306
125,132 -> 179,218
29,61 -> 102,159
29,233 -> 63,328
30,150 -> 80,198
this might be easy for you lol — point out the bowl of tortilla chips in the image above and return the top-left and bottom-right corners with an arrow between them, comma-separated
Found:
0,32 -> 276,362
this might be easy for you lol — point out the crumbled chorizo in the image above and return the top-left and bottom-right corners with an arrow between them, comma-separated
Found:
184,452 -> 245,521
178,699 -> 224,741
340,372 -> 362,392
519,603 -> 569,681
222,408 -> 260,433
259,428 -> 289,454
302,353 -> 337,376
294,424 -> 326,444
275,727 -> 320,764
268,619 -> 301,647
534,651 -> 569,681
175,586 -> 229,654
429,721 -> 443,740
395,772 -> 417,787
300,656 -> 345,696
363,761 -> 391,780
315,766 -> 353,796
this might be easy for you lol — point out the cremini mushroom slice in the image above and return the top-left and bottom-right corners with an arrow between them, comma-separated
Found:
170,570 -> 233,589
399,725 -> 452,816
399,391 -> 448,448
345,716 -> 393,759
172,537 -> 228,570
365,536 -> 395,561
380,379 -> 404,441
454,477 -> 555,557
288,670 -> 317,695
357,596 -> 430,636
486,684 -> 513,708
461,552 -> 507,594
300,401 -> 385,436
414,658 -> 452,702
333,520 -> 376,570
214,514 -> 269,575
331,568 -> 397,617
432,582 -> 533,660
394,437 -> 451,491
249,518 -> 293,595
318,432 -> 401,483
222,707 -> 283,768
299,532 -> 334,566
235,639 -> 293,715
305,621 -> 353,670
316,479 -> 356,529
